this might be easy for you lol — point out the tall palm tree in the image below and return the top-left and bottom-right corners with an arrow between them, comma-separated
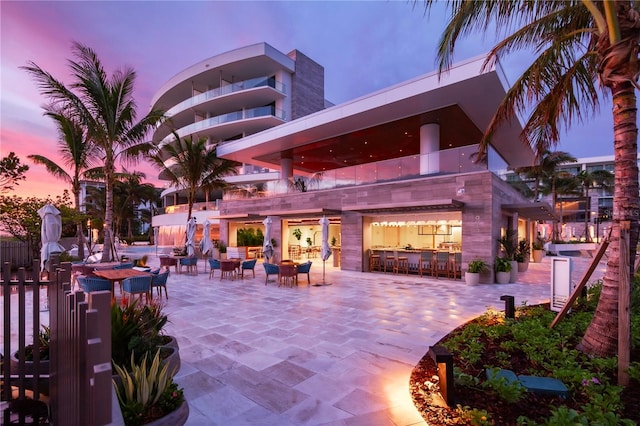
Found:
148,132 -> 238,223
515,150 -> 577,201
423,1 -> 639,357
28,107 -> 96,259
23,42 -> 164,262
576,169 -> 614,241
114,169 -> 157,239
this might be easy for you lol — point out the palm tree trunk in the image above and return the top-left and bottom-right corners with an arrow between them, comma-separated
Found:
73,189 -> 86,260
101,160 -> 114,263
578,81 -> 639,357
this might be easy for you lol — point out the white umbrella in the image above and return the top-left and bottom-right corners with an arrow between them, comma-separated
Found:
37,204 -> 65,271
262,216 -> 274,262
200,220 -> 214,256
186,217 -> 197,257
154,226 -> 159,255
314,215 -> 332,286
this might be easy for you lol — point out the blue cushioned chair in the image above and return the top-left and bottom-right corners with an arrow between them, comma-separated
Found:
208,259 -> 221,279
179,256 -> 198,275
77,276 -> 112,293
151,269 -> 170,299
240,259 -> 257,278
114,262 -> 134,270
296,261 -> 312,285
122,275 -> 152,304
263,263 -> 279,285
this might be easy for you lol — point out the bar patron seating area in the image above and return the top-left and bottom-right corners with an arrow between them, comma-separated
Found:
368,213 -> 462,279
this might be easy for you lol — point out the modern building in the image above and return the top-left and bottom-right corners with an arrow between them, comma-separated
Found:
152,43 -> 554,283
150,43 -> 330,245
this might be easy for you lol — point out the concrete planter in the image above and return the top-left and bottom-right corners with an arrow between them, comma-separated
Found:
517,261 -> 529,273
11,352 -> 49,375
509,261 -> 518,283
532,250 -> 545,263
495,271 -> 510,284
547,243 -> 597,255
145,400 -> 189,426
465,272 -> 481,286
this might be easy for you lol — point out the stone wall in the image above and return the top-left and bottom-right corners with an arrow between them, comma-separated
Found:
288,49 -> 325,119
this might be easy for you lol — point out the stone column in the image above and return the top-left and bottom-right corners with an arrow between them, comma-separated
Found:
279,150 -> 293,193
420,123 -> 440,175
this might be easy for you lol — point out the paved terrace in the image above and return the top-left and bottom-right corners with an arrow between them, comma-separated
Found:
2,252 -> 606,425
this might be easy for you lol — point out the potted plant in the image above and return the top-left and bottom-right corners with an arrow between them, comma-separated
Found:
113,350 -> 188,425
494,256 -> 512,284
515,239 -> 530,272
465,259 -> 488,286
215,240 -> 227,259
10,325 -> 50,375
498,229 -> 518,282
293,228 -> 302,241
331,236 -> 337,247
306,237 -> 313,247
532,236 -> 546,263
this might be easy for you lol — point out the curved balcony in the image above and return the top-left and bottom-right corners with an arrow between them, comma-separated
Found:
166,76 -> 285,118
160,105 -> 286,145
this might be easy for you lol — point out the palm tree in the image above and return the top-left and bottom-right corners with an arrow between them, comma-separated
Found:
576,169 -> 614,241
148,132 -> 238,222
541,170 -> 581,240
422,1 -> 639,357
23,42 -> 164,262
515,150 -> 577,201
114,169 -> 157,239
28,107 -> 96,259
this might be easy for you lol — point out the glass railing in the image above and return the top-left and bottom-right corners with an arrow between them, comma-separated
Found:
161,106 -> 286,144
155,201 -> 219,215
166,76 -> 286,118
222,144 -> 487,199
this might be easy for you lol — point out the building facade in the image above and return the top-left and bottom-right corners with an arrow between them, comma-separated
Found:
152,44 -> 554,283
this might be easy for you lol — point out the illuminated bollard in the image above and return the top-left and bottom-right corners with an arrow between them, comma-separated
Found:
428,345 -> 454,406
500,294 -> 515,319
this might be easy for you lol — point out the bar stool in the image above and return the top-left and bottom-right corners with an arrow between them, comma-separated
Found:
419,250 -> 435,277
394,251 -> 409,274
383,251 -> 396,273
449,252 -> 462,279
369,250 -> 381,272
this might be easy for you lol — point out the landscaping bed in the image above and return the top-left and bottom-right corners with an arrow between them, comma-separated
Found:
410,284 -> 640,425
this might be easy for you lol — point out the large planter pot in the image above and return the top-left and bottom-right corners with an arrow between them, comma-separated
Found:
532,250 -> 545,263
11,352 -> 49,375
160,346 -> 181,375
517,261 -> 529,273
509,261 -> 518,283
495,271 -> 510,284
146,400 -> 189,426
464,272 -> 481,286
160,335 -> 179,351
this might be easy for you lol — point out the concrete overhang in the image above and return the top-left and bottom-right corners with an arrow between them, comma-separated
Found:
217,54 -> 533,171
343,199 -> 464,213
502,202 -> 558,221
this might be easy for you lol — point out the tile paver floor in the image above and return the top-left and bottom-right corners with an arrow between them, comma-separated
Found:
153,255 -> 606,426
1,253 -> 607,425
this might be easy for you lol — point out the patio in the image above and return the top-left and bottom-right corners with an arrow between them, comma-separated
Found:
153,254 -> 604,425
1,252 -> 606,425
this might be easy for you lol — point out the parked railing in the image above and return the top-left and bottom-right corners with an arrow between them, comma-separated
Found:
1,259 -> 119,425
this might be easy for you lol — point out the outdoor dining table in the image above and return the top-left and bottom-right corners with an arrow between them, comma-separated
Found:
92,268 -> 153,298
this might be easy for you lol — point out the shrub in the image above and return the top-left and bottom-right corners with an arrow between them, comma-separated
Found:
468,259 -> 488,273
494,256 -> 512,272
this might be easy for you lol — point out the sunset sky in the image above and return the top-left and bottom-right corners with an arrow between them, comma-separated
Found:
1,1 -> 615,201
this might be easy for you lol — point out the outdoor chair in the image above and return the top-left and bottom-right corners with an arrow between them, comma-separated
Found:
122,275 -> 153,304
151,269 -> 170,299
278,263 -> 298,288
449,252 -> 462,280
383,251 -> 396,273
113,262 -> 134,270
220,260 -> 236,281
418,250 -> 435,277
434,251 -> 450,279
263,263 -> 279,285
368,250 -> 381,272
393,250 -> 409,274
296,261 -> 312,285
77,275 -> 112,293
208,258 -> 221,279
240,258 -> 257,278
179,256 -> 198,275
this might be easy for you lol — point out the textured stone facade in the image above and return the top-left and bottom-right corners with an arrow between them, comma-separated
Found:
288,50 -> 325,120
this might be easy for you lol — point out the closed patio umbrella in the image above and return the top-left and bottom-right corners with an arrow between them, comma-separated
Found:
38,204 -> 65,271
154,226 -> 159,255
200,219 -> 214,256
262,216 -> 274,262
186,217 -> 196,257
314,215 -> 332,286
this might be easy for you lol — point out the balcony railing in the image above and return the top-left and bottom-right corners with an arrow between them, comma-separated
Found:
161,105 -> 286,144
155,201 -> 220,215
166,76 -> 286,118
223,144 -> 488,199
